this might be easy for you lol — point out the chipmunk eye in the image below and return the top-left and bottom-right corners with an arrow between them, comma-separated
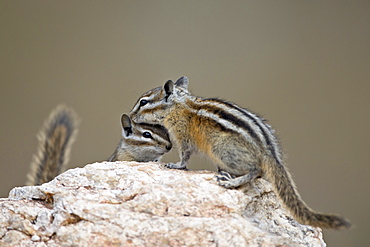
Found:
142,132 -> 152,139
140,99 -> 148,107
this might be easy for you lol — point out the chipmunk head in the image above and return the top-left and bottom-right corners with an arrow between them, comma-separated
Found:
130,76 -> 189,124
120,114 -> 172,162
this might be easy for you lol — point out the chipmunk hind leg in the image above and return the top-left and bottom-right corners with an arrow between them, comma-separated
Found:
212,137 -> 262,188
216,168 -> 261,188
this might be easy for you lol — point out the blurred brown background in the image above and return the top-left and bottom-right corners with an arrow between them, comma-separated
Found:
1,1 -> 369,246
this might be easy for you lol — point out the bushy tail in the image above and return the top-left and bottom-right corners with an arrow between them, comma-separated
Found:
26,105 -> 79,186
262,157 -> 351,229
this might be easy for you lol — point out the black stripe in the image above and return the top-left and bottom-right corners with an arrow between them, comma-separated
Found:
188,99 -> 264,148
206,98 -> 281,164
215,107 -> 263,146
137,123 -> 170,141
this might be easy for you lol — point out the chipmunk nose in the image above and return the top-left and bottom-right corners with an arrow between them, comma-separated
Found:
166,143 -> 172,151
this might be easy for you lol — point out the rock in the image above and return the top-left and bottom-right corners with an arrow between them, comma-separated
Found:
0,162 -> 325,246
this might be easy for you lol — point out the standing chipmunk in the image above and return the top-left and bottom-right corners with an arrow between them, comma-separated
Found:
129,76 -> 351,229
26,105 -> 172,186
108,113 -> 172,162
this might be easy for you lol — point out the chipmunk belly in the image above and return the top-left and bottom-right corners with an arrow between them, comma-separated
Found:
188,114 -> 214,155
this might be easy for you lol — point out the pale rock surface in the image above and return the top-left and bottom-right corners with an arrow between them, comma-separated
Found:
0,162 -> 325,247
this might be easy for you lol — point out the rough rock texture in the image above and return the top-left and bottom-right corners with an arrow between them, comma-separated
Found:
0,162 -> 325,247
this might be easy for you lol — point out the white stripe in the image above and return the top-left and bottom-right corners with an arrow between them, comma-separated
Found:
191,108 -> 259,145
189,99 -> 283,163
193,100 -> 267,143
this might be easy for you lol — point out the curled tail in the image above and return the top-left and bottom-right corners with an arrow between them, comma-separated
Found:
262,157 -> 351,229
26,105 -> 79,186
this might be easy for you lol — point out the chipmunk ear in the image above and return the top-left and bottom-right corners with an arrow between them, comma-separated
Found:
121,114 -> 133,136
175,76 -> 189,90
164,80 -> 174,98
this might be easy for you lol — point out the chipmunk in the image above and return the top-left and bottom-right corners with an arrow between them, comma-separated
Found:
108,113 -> 172,162
26,105 -> 172,186
129,76 -> 351,230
